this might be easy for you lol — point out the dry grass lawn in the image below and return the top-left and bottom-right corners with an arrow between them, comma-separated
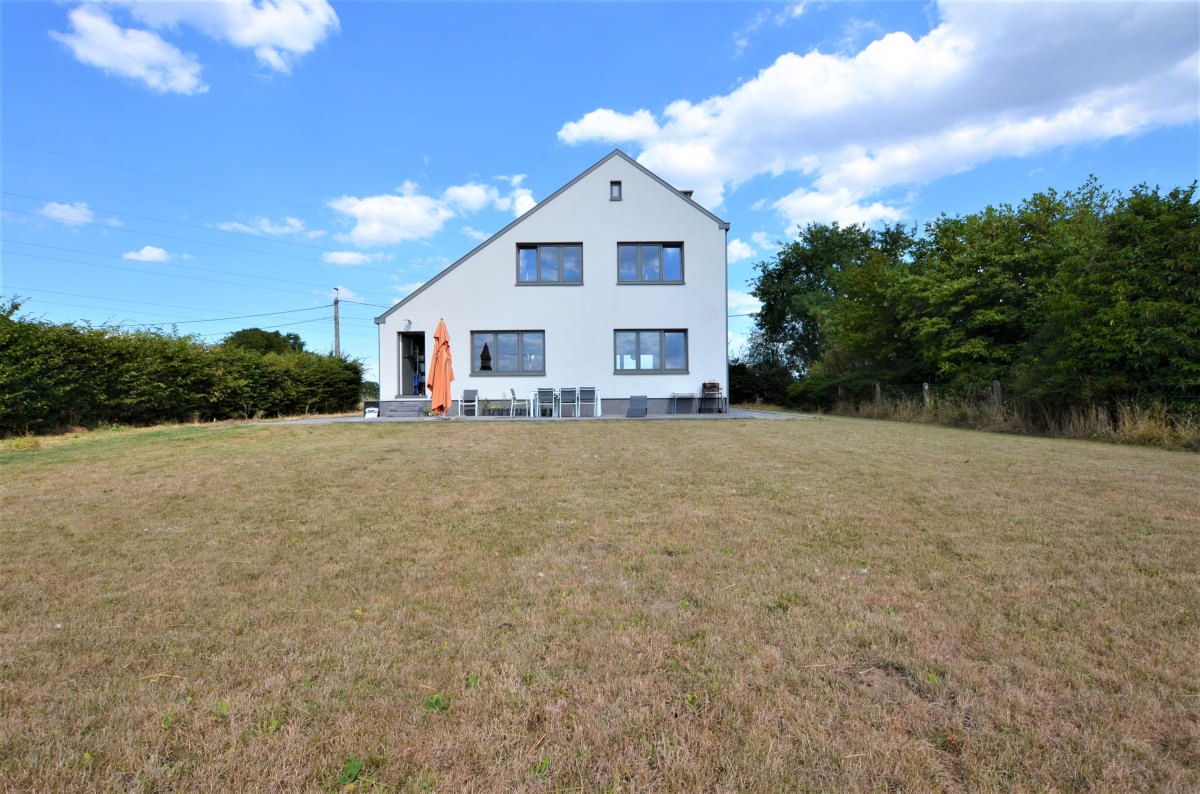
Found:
2,416 -> 1198,792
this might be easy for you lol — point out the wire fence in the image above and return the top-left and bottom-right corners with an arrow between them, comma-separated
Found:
822,380 -> 1200,449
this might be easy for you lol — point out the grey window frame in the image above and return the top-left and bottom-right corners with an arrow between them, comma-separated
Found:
516,243 -> 583,284
613,329 -> 689,374
470,330 -> 546,376
610,180 -> 622,200
617,242 -> 684,284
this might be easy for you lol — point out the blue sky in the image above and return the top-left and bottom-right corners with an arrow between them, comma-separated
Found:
3,1 -> 1197,381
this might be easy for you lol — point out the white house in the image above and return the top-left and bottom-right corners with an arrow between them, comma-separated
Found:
374,149 -> 730,417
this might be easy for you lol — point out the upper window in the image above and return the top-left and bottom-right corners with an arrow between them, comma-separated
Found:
610,181 -> 622,201
517,244 -> 582,284
618,243 -> 683,283
471,331 -> 545,375
614,330 -> 688,373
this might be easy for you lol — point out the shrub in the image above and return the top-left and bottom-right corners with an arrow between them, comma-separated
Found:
0,305 -> 363,435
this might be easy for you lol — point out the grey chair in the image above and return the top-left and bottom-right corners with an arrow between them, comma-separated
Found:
578,387 -> 598,417
536,387 -> 556,417
510,388 -> 531,417
626,395 -> 648,418
459,389 -> 478,416
559,387 -> 579,418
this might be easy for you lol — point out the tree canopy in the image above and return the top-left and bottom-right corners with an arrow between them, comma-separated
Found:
223,328 -> 306,354
748,179 -> 1199,413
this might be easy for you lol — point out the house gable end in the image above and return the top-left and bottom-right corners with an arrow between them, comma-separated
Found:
374,150 -> 728,324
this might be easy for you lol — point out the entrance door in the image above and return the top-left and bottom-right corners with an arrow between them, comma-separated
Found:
399,332 -> 425,397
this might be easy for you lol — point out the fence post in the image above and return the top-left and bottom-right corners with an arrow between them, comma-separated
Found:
875,382 -> 882,405
992,380 -> 1002,411
923,382 -> 932,408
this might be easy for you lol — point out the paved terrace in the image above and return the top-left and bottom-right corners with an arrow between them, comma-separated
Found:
272,407 -> 804,426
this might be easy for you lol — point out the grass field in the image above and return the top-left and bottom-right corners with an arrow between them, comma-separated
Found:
2,416 -> 1197,792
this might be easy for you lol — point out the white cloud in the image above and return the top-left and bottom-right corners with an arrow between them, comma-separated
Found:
442,179 -> 535,218
216,216 -> 307,235
772,186 -> 905,228
329,175 -> 539,246
122,245 -> 171,263
461,226 -> 490,242
323,251 -> 382,266
728,289 -> 762,318
558,108 -> 661,146
558,1 -> 1199,228
733,3 -> 807,57
37,201 -> 94,225
442,182 -> 499,213
328,182 -> 455,247
51,5 -> 207,95
511,188 -> 536,216
727,238 -> 757,264
51,1 -> 338,94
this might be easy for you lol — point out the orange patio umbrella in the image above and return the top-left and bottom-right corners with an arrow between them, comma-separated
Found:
427,318 -> 455,416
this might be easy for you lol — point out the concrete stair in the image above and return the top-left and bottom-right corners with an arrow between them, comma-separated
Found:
380,400 -> 430,418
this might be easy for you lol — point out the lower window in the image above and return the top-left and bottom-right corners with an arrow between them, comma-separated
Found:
614,330 -> 687,372
471,331 -> 545,374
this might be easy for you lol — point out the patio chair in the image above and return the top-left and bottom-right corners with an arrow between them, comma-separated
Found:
536,387 -> 556,418
578,387 -> 598,417
459,389 -> 478,417
700,381 -> 725,413
559,387 -> 579,418
510,388 -> 532,417
626,395 -> 648,418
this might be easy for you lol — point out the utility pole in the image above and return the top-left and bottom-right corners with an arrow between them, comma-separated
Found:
333,288 -> 340,357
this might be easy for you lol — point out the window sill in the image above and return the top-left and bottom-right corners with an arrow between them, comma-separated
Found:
613,370 -> 690,375
470,371 -> 546,377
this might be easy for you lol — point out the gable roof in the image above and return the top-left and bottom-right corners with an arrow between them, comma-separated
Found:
375,149 -> 730,323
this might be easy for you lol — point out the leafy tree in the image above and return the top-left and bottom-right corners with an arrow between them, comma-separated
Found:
729,331 -> 795,404
751,222 -> 875,374
897,203 -> 1053,392
223,328 -> 305,354
816,225 -> 922,389
1021,182 -> 1199,406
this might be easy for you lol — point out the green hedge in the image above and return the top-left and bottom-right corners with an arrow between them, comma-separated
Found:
1,303 -> 363,436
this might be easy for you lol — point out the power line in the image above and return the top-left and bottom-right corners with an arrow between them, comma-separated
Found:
3,189 -> 338,256
2,284 -> 252,314
2,207 -> 333,267
2,141 -> 321,211
123,305 -> 331,327
3,198 -> 407,279
4,248 -> 322,298
5,290 -> 333,327
5,241 -> 404,309
5,238 -> 327,290
188,316 -> 333,339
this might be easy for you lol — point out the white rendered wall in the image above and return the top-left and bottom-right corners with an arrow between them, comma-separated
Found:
377,154 -> 728,403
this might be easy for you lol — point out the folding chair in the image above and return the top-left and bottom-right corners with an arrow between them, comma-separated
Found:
559,387 -> 579,418
536,387 -> 557,417
578,387 -> 598,417
459,389 -> 479,416
510,388 -> 532,417
626,395 -> 648,418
